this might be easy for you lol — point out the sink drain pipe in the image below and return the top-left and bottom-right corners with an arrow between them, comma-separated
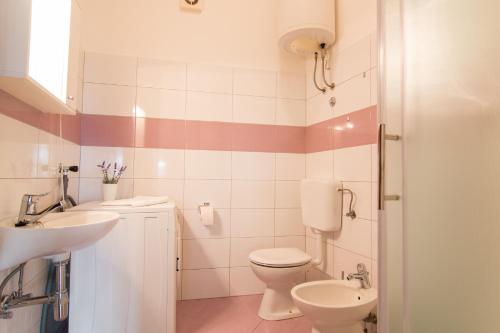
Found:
363,313 -> 378,333
52,259 -> 69,321
0,259 -> 70,321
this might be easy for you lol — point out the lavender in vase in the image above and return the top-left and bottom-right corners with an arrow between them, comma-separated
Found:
97,161 -> 127,184
97,161 -> 127,201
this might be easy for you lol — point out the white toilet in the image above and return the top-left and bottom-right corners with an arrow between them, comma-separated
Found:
249,179 -> 342,321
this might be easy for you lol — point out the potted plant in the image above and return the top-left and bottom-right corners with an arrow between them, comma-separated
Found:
97,161 -> 127,201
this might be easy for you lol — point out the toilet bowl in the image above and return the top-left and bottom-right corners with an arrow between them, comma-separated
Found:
291,280 -> 377,333
249,247 -> 311,320
249,179 -> 343,321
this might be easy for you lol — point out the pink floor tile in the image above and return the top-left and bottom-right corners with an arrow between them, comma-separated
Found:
252,316 -> 312,333
176,295 -> 312,333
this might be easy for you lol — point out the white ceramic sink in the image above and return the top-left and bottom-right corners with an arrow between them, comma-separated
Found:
291,280 -> 377,333
0,211 -> 119,270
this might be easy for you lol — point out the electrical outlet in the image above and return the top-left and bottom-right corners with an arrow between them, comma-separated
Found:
179,0 -> 204,12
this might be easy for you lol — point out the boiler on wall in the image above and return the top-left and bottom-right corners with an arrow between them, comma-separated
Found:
277,0 -> 336,93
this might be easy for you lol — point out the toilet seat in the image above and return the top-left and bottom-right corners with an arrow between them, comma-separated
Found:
249,247 -> 311,268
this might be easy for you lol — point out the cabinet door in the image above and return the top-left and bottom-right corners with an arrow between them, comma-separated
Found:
90,215 -> 145,333
66,0 -> 82,110
143,214 -> 169,333
28,0 -> 72,102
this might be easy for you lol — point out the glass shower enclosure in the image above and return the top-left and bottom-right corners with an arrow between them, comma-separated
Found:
378,0 -> 500,332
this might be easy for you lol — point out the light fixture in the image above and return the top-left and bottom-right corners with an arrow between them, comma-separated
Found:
179,0 -> 203,12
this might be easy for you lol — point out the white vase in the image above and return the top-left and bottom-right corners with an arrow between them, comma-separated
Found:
102,183 -> 118,201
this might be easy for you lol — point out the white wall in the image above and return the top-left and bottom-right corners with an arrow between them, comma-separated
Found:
333,0 -> 377,52
79,53 -> 307,299
304,0 -> 378,285
0,113 -> 80,333
80,0 -> 304,72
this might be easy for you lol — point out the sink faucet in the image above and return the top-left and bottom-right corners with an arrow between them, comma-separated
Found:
346,263 -> 371,289
16,193 -> 64,227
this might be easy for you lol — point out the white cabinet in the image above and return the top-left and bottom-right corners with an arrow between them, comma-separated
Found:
0,0 -> 83,114
69,205 -> 178,333
66,0 -> 84,111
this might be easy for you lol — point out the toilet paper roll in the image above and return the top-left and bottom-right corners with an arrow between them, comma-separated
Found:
199,204 -> 214,226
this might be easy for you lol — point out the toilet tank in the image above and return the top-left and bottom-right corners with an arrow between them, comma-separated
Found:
300,179 -> 342,232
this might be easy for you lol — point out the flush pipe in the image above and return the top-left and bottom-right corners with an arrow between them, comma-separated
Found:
310,228 -> 325,266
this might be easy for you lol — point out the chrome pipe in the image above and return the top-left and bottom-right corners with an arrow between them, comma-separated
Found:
53,260 -> 69,321
313,52 -> 326,93
0,260 -> 70,321
6,295 -> 53,309
338,188 -> 357,219
320,52 -> 335,90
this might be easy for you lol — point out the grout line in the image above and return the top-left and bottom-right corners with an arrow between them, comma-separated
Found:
251,319 -> 264,332
331,244 -> 375,261
130,57 -> 139,198
179,61 -> 189,301
227,66 -> 235,296
272,72 -> 278,249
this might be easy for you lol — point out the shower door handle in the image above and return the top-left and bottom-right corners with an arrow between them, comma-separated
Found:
378,123 -> 401,210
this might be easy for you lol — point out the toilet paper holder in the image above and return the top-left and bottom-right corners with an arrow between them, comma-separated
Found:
198,202 -> 210,213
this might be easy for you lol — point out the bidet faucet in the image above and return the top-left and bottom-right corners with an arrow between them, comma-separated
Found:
346,263 -> 371,289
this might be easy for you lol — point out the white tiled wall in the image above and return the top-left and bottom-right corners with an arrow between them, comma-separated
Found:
83,53 -> 306,126
80,147 -> 307,300
0,114 -> 80,333
80,53 -> 307,299
80,26 -> 379,299
305,33 -> 379,286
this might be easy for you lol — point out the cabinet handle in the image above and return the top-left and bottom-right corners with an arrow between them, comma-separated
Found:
67,95 -> 74,101
378,123 -> 401,210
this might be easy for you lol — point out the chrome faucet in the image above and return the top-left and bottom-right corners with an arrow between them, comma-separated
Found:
16,193 -> 64,227
346,263 -> 371,289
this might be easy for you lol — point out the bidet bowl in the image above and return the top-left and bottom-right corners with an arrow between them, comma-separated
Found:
291,280 -> 377,333
0,211 -> 119,270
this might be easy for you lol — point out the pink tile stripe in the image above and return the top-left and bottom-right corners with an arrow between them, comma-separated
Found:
232,123 -> 277,153
186,120 -> 232,151
136,117 -> 186,149
0,89 -> 377,153
135,120 -> 305,153
0,90 -> 82,144
0,89 -> 60,137
275,125 -> 306,153
81,114 -> 135,147
80,106 -> 375,152
305,105 -> 378,153
61,113 -> 81,145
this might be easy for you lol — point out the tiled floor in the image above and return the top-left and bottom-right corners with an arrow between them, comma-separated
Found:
176,295 -> 312,333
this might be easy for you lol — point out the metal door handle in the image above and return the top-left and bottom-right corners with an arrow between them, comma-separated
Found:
378,124 -> 401,210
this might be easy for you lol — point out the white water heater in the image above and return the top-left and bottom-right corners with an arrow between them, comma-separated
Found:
277,0 -> 336,55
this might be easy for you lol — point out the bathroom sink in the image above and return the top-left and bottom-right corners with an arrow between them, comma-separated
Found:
0,211 -> 119,270
291,280 -> 377,333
